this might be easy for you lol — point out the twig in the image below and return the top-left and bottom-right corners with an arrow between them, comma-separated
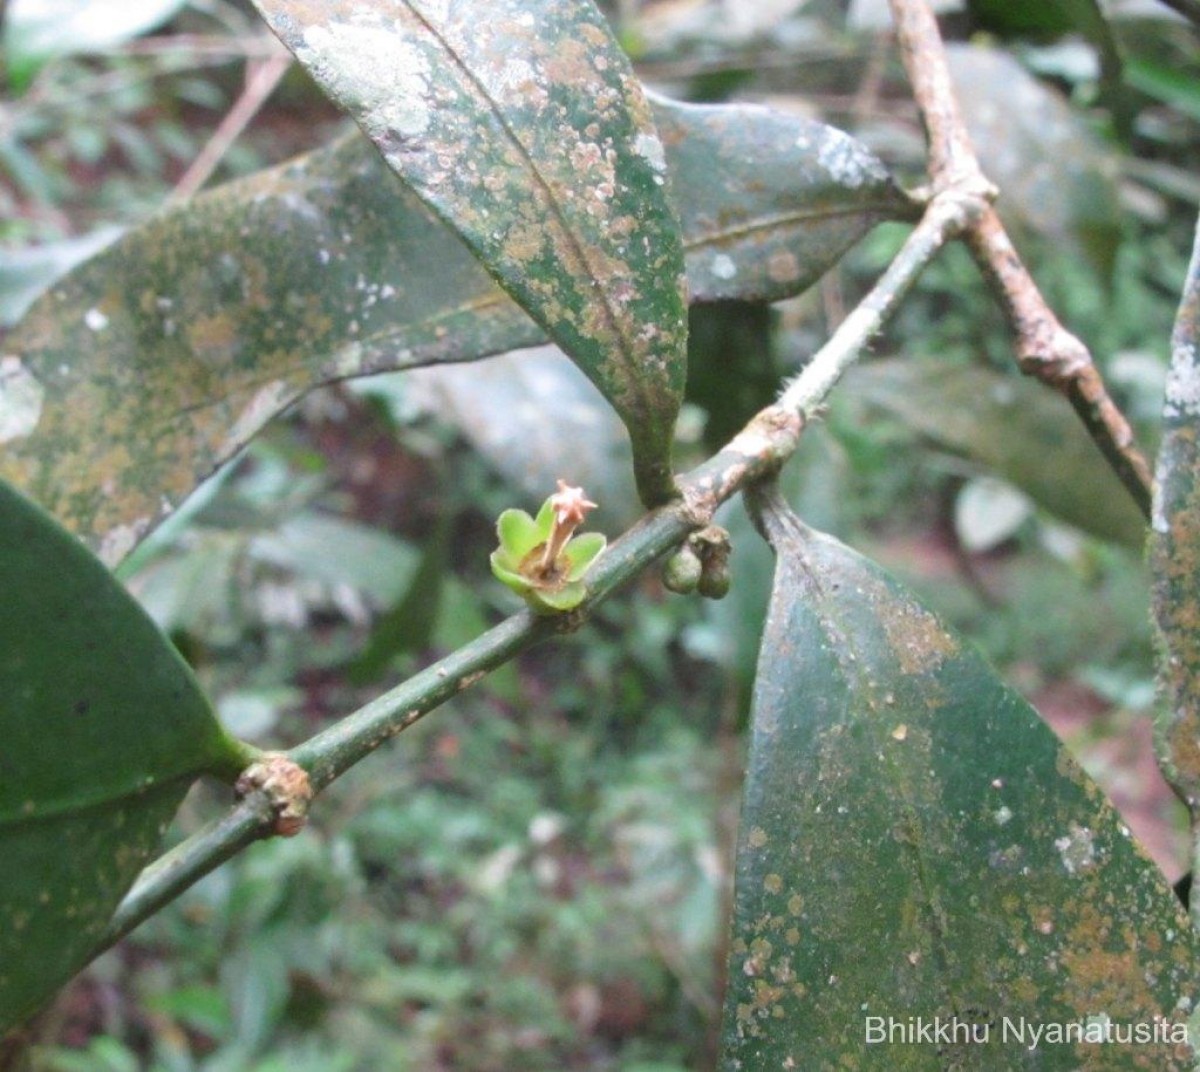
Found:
82,202 -> 971,965
168,48 -> 291,203
886,0 -> 1155,521
965,210 -> 1155,516
101,791 -> 275,947
779,191 -> 978,417
887,0 -> 990,196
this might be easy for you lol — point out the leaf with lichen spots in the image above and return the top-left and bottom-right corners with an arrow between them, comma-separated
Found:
251,0 -> 689,507
656,95 -> 916,303
0,478 -> 249,1032
1151,223 -> 1200,830
721,485 -> 1197,1069
0,104 -> 906,563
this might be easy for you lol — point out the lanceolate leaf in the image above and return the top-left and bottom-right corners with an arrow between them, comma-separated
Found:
851,359 -> 1147,548
1,106 -> 907,564
722,486 -> 1197,1069
0,479 -> 249,1031
253,0 -> 688,508
658,97 -> 915,303
1151,218 -> 1200,824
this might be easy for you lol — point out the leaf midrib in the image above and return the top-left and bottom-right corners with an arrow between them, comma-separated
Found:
398,0 -> 672,425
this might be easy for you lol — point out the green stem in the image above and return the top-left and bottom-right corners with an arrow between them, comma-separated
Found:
778,191 -> 978,417
89,188 -> 964,967
294,611 -> 547,792
98,791 -> 274,951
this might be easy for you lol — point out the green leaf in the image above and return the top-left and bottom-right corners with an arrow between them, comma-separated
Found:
850,358 -> 1147,548
347,516 -> 449,682
966,0 -> 1113,42
1125,57 -> 1200,123
0,478 -> 248,1031
253,0 -> 688,508
1,102 -> 907,563
403,347 -> 643,529
963,0 -> 1126,133
247,512 -> 418,604
563,531 -> 606,579
1150,219 -> 1200,819
721,487 -> 1198,1069
0,227 -> 121,328
657,97 -> 915,303
496,506 -> 542,558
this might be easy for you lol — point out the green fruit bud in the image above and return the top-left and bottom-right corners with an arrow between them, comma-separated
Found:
663,545 -> 702,594
698,559 -> 731,599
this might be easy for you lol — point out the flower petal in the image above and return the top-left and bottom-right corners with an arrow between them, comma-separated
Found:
532,580 -> 587,612
490,549 -> 531,592
563,533 -> 606,581
534,495 -> 557,539
497,508 -> 539,555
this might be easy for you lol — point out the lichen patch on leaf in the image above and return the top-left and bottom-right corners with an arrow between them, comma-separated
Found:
815,125 -> 890,189
252,0 -> 689,507
0,357 -> 44,444
874,590 -> 959,677
723,485 -> 1197,1067
0,99 -> 908,559
1165,340 -> 1200,420
297,21 -> 432,143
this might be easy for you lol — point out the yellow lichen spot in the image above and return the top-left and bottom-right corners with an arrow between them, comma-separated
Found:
748,826 -> 769,848
504,220 -> 545,265
771,958 -> 795,984
764,873 -> 783,894
185,311 -> 239,364
752,979 -> 786,1011
786,927 -> 800,945
767,249 -> 800,284
788,893 -> 804,915
879,596 -> 958,675
750,937 -> 774,961
891,723 -> 908,741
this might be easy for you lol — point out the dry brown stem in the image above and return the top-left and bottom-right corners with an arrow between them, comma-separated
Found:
886,0 -> 1154,520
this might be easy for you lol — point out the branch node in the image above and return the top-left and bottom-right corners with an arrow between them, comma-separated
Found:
725,405 -> 805,464
1016,325 -> 1093,386
236,753 -> 313,837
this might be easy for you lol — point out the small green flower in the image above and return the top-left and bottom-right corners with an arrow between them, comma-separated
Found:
490,482 -> 606,613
